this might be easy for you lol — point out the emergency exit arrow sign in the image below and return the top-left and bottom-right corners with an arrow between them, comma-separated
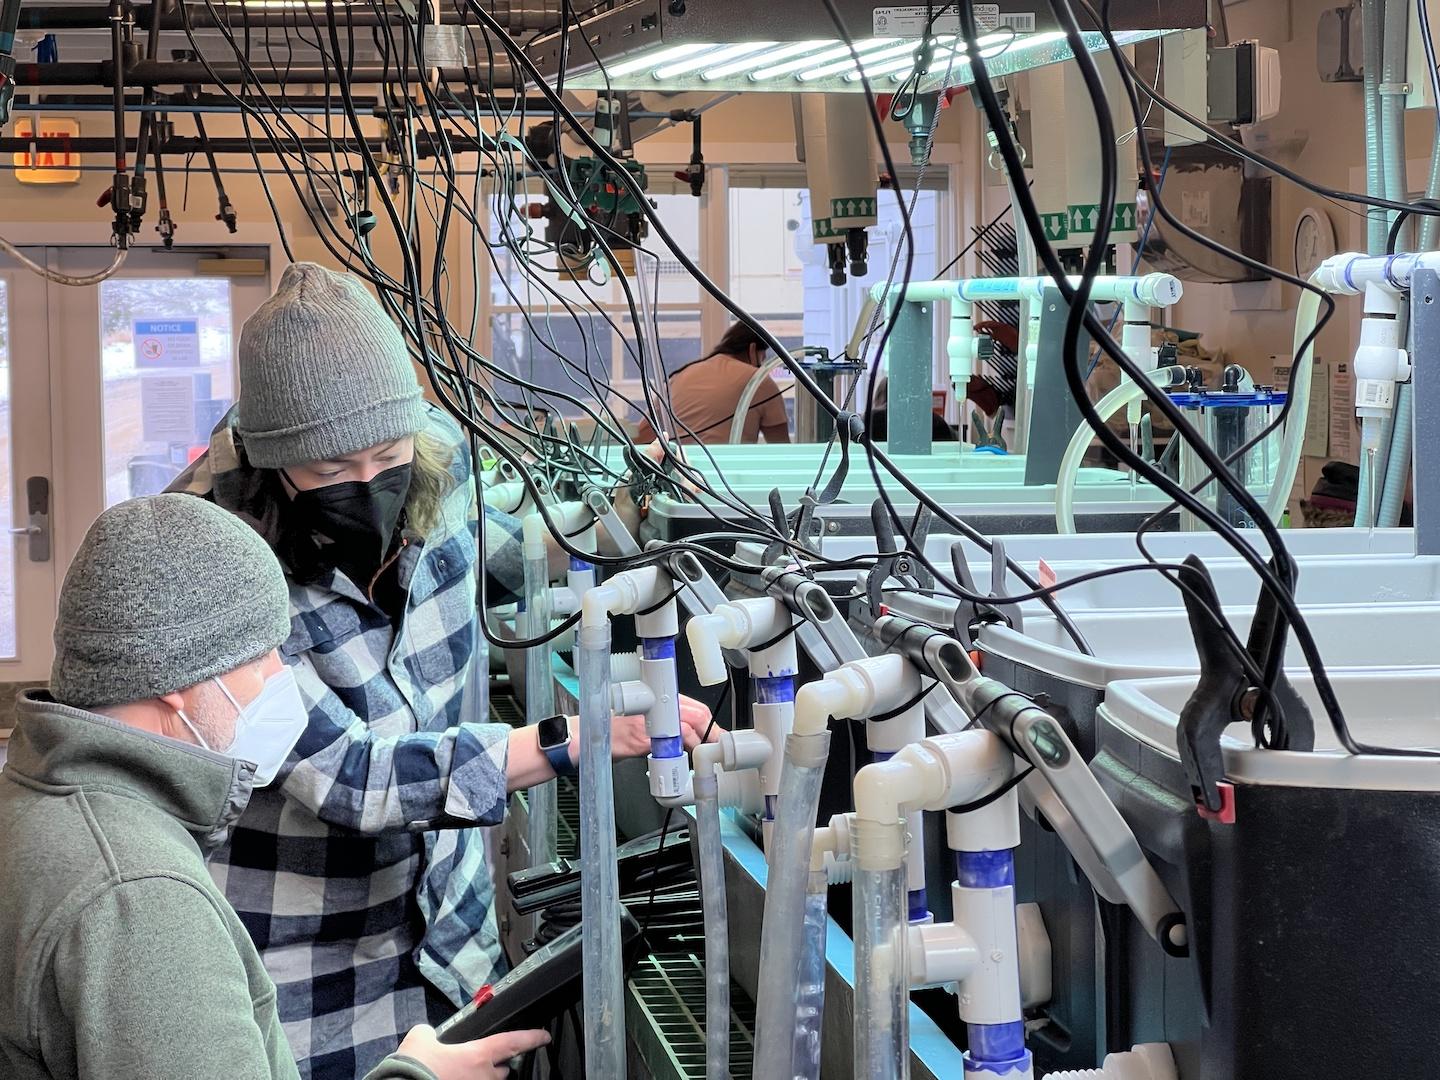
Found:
1067,204 -> 1101,232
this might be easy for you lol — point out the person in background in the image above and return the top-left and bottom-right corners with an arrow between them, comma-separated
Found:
636,321 -> 792,445
170,264 -> 712,1080
0,494 -> 549,1080
863,375 -> 958,444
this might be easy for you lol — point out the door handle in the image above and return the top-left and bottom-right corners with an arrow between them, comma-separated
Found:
14,477 -> 50,563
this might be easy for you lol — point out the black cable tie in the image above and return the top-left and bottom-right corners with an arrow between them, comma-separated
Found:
948,765 -> 1035,815
868,679 -> 939,724
749,618 -> 805,652
634,583 -> 685,617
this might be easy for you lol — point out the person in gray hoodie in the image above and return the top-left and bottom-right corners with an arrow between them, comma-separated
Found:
0,494 -> 547,1080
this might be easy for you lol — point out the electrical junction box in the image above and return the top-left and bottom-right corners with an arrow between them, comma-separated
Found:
1208,41 -> 1282,125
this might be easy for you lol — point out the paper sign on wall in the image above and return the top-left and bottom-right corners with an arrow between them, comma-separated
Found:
140,376 -> 197,444
133,320 -> 202,369
1272,354 -> 1330,459
1329,360 -> 1356,460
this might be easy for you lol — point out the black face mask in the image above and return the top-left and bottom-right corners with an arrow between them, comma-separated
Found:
285,463 -> 413,576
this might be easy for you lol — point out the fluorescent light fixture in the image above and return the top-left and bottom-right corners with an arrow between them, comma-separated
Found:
653,41 -> 777,79
702,40 -> 830,80
606,42 -> 713,78
795,38 -> 945,82
750,37 -> 893,80
527,0 -> 1208,93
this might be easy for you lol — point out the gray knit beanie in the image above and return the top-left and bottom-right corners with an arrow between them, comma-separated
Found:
237,263 -> 428,468
50,494 -> 293,709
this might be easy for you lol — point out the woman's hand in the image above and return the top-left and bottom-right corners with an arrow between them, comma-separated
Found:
610,695 -> 716,760
391,1024 -> 550,1079
605,440 -> 695,549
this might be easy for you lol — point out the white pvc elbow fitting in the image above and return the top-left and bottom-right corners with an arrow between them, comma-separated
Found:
686,597 -> 797,686
853,730 -> 1015,827
581,565 -> 664,629
793,654 -> 913,738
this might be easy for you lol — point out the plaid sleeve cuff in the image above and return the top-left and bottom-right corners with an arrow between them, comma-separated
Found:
442,722 -> 511,824
482,506 -> 525,608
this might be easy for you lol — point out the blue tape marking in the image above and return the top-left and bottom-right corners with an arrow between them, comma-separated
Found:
956,849 -> 1015,889
570,557 -> 593,572
754,674 -> 796,704
641,637 -> 676,660
651,735 -> 683,758
871,748 -> 895,764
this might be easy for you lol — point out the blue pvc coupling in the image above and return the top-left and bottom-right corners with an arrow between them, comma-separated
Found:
753,674 -> 795,704
956,849 -> 1016,889
651,735 -> 683,759
641,637 -> 676,660
907,888 -> 929,924
964,1021 -> 1031,1076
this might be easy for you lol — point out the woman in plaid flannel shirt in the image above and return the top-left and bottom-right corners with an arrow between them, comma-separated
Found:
171,264 -> 711,1079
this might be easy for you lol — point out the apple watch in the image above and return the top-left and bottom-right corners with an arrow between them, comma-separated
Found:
537,714 -> 577,778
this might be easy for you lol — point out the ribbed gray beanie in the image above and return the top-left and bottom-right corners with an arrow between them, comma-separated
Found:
51,494 -> 293,708
237,263 -> 428,468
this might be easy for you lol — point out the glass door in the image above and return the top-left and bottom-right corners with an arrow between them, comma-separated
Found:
48,246 -> 271,576
0,245 -> 271,689
0,255 -> 58,690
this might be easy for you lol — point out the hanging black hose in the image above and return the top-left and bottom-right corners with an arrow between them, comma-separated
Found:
106,0 -> 132,247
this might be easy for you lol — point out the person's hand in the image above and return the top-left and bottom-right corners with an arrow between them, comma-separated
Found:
610,695 -> 716,759
392,1025 -> 550,1080
606,440 -> 696,543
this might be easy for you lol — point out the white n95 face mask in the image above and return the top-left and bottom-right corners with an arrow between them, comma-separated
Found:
180,667 -> 310,786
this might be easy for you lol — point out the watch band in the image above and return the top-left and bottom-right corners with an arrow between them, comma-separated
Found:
543,739 -> 578,779
538,717 -> 578,779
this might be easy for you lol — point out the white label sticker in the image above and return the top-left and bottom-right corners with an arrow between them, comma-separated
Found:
872,4 -> 1032,35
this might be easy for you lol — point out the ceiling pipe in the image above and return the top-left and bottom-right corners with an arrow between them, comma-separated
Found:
0,133 -> 503,156
12,59 -> 516,88
18,2 -> 558,31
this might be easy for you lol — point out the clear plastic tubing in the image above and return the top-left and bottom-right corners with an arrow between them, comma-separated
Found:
791,872 -> 830,1080
578,621 -> 626,1078
870,750 -> 927,921
693,765 -> 730,1080
957,849 -> 1031,1078
752,730 -> 832,1078
523,548 -> 557,866
853,848 -> 910,1079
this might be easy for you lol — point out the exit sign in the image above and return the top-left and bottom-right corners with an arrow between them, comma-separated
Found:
13,118 -> 82,185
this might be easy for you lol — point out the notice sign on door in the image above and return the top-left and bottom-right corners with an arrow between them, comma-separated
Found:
133,319 -> 202,369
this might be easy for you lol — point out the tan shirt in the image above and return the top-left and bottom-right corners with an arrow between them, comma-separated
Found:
637,354 -> 791,445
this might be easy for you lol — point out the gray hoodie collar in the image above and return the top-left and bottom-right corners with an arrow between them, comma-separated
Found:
8,690 -> 257,852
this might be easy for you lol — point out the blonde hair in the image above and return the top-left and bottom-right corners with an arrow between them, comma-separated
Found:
406,430 -> 456,536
